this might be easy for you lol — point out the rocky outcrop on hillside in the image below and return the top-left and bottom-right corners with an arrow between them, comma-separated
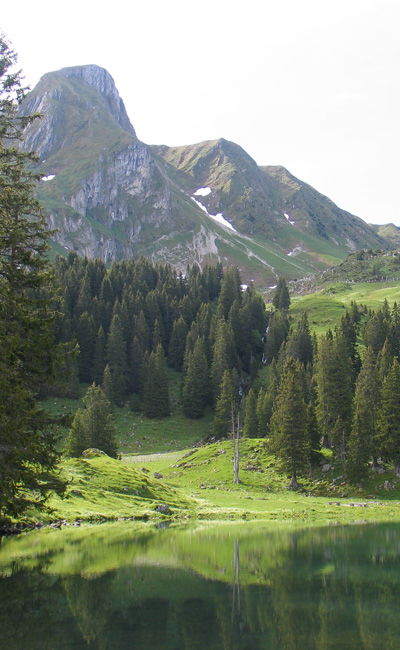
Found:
18,63 -> 390,284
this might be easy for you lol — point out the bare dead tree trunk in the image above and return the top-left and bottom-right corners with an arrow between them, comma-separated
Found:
232,540 -> 241,621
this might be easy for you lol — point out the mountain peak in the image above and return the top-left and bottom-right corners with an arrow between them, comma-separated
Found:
58,64 -> 135,136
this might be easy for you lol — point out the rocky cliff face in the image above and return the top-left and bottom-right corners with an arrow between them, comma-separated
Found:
59,65 -> 136,135
20,65 -> 191,263
19,64 -> 389,286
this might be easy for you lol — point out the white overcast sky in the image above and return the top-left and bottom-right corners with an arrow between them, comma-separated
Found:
2,0 -> 400,225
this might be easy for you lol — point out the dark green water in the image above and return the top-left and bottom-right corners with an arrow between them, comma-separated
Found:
1,521 -> 400,649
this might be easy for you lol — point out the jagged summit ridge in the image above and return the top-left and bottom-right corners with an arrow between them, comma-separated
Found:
18,63 -> 390,288
59,65 -> 135,135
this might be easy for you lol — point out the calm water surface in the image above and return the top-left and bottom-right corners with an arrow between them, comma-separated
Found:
1,521 -> 400,649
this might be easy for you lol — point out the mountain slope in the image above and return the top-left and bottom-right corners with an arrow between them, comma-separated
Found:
19,64 -> 390,288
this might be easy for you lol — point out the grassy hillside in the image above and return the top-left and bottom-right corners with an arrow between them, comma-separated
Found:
287,249 -> 400,334
23,437 -> 400,527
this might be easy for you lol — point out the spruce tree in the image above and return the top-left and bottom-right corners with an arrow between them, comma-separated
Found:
181,337 -> 210,418
272,277 -> 290,311
65,384 -> 118,458
91,325 -> 106,385
167,316 -> 188,370
347,347 -> 381,481
76,312 -> 97,382
269,358 -> 309,487
143,344 -> 170,418
377,358 -> 400,474
256,388 -> 270,437
286,312 -> 313,366
213,370 -> 234,438
210,319 -> 237,403
0,36 -> 68,521
129,335 -> 145,395
243,388 -> 258,438
106,314 -> 128,405
216,266 -> 242,320
264,310 -> 290,362
315,334 -> 353,463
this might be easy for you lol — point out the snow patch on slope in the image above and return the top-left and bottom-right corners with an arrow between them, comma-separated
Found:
287,245 -> 303,257
191,195 -> 237,232
284,212 -> 295,225
194,187 -> 212,197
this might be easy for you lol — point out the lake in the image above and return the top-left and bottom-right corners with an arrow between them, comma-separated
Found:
1,521 -> 400,649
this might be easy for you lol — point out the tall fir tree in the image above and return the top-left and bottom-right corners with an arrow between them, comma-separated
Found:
143,344 -> 170,418
181,337 -> 210,418
315,333 -> 353,465
243,388 -> 258,438
216,266 -> 242,320
377,358 -> 400,474
0,36 -> 68,522
91,325 -> 106,385
167,316 -> 188,370
347,347 -> 381,481
210,319 -> 237,403
286,312 -> 313,366
269,358 -> 309,488
213,370 -> 235,438
272,277 -> 290,311
76,312 -> 97,382
65,384 -> 118,458
106,314 -> 128,406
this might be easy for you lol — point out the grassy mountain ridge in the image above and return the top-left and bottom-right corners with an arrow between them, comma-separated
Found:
19,64 -> 392,287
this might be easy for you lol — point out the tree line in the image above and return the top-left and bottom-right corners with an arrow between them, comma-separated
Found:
244,293 -> 400,486
3,33 -> 400,528
52,252 -> 268,422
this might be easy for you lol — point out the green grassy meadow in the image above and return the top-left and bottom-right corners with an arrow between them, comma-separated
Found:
34,437 -> 400,528
30,274 -> 400,530
290,280 -> 400,335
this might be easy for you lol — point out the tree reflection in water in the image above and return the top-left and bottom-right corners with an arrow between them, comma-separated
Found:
1,523 -> 400,649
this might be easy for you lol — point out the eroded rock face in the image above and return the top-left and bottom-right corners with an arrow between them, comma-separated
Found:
60,65 -> 136,136
19,65 -> 184,264
17,63 -> 388,282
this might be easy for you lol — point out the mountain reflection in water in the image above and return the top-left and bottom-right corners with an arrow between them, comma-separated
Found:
1,521 -> 400,649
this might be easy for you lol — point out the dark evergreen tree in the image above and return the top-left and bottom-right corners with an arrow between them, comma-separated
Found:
0,36 -> 67,522
377,358 -> 400,474
216,266 -> 242,320
102,364 -> 113,403
106,314 -> 128,406
286,312 -> 313,366
91,325 -> 106,385
210,319 -> 237,403
347,347 -> 381,481
65,384 -> 118,458
152,318 -> 164,352
129,335 -> 145,395
243,388 -> 258,438
76,312 -> 96,382
272,277 -> 290,311
264,310 -> 290,362
336,310 -> 360,375
213,370 -> 234,438
181,337 -> 210,418
307,404 -> 321,472
377,338 -> 394,382
256,388 -> 271,437
133,310 -> 151,353
167,316 -> 189,370
363,309 -> 388,355
315,333 -> 353,465
269,358 -> 309,488
143,344 -> 170,418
